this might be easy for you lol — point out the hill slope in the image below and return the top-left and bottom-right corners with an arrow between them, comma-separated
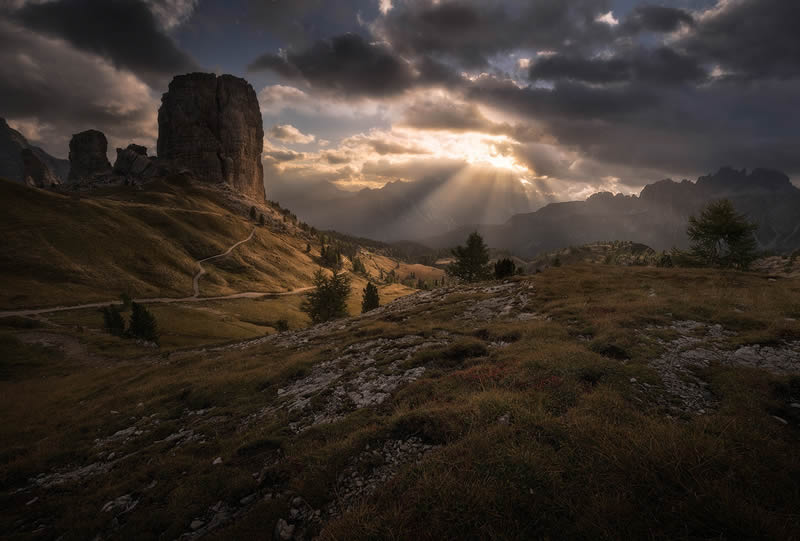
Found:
1,266 -> 799,539
0,176 -> 439,310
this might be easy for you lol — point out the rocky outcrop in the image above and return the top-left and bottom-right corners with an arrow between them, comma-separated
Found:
21,148 -> 60,187
0,118 -> 69,185
113,144 -> 153,177
68,130 -> 112,182
157,73 -> 265,200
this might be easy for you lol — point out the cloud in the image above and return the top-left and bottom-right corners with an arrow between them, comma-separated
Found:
0,19 -> 158,157
529,47 -> 706,85
144,0 -> 199,29
249,33 -> 417,97
12,0 -> 197,86
621,5 -> 694,34
682,0 -> 800,80
264,149 -> 305,163
268,124 -> 316,144
374,0 -> 614,70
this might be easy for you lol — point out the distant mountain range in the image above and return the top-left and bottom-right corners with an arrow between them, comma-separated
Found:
424,168 -> 800,257
0,118 -> 69,185
271,168 -> 553,242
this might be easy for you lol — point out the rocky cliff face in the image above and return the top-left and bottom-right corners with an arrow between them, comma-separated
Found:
157,73 -> 265,200
68,130 -> 112,182
0,118 -> 69,185
21,148 -> 60,187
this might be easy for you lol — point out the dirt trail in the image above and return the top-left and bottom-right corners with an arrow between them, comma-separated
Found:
0,229 -> 314,318
193,229 -> 255,297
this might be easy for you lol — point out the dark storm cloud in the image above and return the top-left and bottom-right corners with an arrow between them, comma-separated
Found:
376,0 -> 614,69
682,0 -> 800,80
530,47 -> 706,85
0,19 -> 157,156
13,0 -> 197,86
248,33 -> 417,97
244,0 -> 376,49
621,5 -> 694,34
530,55 -> 630,84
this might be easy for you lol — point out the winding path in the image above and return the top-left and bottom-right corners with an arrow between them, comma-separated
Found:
0,229 -> 314,318
193,228 -> 256,297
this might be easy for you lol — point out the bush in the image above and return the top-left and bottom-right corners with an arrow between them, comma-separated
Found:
249,206 -> 257,220
494,258 -> 516,279
362,282 -> 380,313
302,270 -> 352,324
274,319 -> 289,332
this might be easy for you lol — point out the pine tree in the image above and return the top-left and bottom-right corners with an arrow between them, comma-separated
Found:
128,302 -> 158,344
259,213 -> 265,226
687,199 -> 758,269
301,270 -> 352,323
102,306 -> 126,337
447,232 -> 492,282
249,206 -> 256,220
361,282 -> 380,313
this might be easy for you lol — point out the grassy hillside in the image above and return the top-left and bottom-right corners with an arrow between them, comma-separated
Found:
0,176 -> 429,310
1,265 -> 799,539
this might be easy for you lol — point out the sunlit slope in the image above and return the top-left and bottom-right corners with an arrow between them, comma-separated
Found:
0,176 -> 433,309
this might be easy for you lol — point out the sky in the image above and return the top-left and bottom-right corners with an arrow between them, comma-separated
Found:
2,0 -> 799,203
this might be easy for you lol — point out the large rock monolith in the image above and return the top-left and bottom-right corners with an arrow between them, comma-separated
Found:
157,73 -> 265,200
68,129 -> 112,182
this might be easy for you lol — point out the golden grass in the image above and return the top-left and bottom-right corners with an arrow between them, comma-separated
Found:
1,265 -> 799,539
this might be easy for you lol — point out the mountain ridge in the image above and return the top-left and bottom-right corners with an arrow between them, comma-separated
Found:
425,167 -> 800,257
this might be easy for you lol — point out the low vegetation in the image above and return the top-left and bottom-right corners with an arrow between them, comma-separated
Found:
2,264 -> 798,539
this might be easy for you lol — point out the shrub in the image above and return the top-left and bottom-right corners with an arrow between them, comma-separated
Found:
494,258 -> 516,279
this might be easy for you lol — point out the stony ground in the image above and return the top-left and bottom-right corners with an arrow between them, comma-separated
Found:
2,266 -> 800,540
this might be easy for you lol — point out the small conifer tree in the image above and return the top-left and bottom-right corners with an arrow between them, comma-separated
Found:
361,282 -> 380,313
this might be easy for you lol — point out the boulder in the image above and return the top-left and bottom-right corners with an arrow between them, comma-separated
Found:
113,144 -> 152,177
157,73 -> 265,200
21,148 -> 60,187
68,130 -> 112,182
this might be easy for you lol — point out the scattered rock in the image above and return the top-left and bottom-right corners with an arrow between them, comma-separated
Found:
190,520 -> 205,530
113,144 -> 154,178
101,494 -> 138,514
273,518 -> 295,541
212,457 -> 222,465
